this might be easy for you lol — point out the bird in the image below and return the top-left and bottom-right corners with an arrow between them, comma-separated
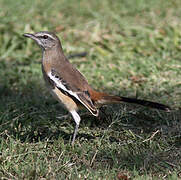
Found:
23,31 -> 170,145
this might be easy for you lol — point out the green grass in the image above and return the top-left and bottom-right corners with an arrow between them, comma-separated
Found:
0,0 -> 181,179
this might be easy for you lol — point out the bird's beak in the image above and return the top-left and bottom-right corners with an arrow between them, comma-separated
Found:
23,33 -> 45,49
23,33 -> 37,40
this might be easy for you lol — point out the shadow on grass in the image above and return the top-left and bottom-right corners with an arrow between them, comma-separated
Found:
1,76 -> 181,175
0,83 -> 98,143
0,80 -> 180,140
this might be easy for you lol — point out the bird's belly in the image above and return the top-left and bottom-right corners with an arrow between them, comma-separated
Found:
50,87 -> 79,112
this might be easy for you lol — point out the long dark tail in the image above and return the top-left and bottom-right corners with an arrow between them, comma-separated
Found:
90,90 -> 171,112
119,96 -> 170,111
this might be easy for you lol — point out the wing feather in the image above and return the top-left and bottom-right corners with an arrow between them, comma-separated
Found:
48,69 -> 98,116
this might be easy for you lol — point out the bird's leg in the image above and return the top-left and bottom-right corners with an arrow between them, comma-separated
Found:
72,123 -> 79,145
70,110 -> 81,145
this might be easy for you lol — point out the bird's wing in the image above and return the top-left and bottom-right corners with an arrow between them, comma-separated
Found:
48,68 -> 99,116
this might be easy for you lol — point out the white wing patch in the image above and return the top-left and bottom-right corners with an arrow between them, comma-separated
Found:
48,71 -> 98,116
48,71 -> 80,99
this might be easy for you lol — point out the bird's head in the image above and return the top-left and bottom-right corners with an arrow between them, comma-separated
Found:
23,31 -> 61,50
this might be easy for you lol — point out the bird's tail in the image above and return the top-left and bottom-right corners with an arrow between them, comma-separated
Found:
90,90 -> 171,111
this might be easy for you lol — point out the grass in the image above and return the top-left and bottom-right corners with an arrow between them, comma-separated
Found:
0,0 -> 181,179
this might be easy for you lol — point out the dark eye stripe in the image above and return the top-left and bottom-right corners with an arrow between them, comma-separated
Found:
37,35 -> 49,39
42,35 -> 48,39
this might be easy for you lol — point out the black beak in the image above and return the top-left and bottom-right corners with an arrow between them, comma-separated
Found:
23,33 -> 36,39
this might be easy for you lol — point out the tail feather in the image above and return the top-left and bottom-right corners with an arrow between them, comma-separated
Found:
91,91 -> 171,111
119,96 -> 170,111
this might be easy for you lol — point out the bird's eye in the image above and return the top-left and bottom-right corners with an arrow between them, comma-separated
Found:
42,35 -> 48,39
